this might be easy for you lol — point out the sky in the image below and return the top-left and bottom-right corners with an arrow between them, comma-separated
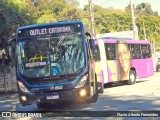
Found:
78,0 -> 160,14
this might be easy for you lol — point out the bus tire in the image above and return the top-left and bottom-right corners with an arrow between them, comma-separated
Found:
99,85 -> 104,94
127,70 -> 136,85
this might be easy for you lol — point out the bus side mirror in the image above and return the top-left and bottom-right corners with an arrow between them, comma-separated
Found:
89,39 -> 95,50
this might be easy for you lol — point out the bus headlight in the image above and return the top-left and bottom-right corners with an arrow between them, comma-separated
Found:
17,81 -> 30,93
21,96 -> 27,101
75,74 -> 88,88
79,89 -> 87,97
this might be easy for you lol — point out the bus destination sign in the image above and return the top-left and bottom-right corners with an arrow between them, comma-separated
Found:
30,26 -> 71,36
18,24 -> 81,37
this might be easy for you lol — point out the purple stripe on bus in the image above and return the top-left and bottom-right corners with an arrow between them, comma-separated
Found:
124,40 -> 150,44
94,39 -> 150,44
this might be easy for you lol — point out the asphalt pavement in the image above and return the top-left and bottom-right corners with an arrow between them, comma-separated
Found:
0,72 -> 160,120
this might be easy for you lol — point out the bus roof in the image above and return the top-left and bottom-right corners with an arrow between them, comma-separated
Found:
94,39 -> 151,44
16,21 -> 85,38
17,21 -> 84,30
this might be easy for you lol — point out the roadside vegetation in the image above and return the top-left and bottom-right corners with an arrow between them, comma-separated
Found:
0,0 -> 160,50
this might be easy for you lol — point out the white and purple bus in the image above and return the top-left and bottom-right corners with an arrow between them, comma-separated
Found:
93,39 -> 154,88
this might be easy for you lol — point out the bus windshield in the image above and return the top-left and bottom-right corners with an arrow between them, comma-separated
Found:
17,33 -> 85,78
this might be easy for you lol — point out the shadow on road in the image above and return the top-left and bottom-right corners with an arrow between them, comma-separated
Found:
16,100 -> 91,112
0,74 -> 159,118
15,94 -> 160,118
104,80 -> 149,89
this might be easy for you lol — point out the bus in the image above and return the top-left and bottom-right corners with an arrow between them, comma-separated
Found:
11,21 -> 101,108
93,39 -> 154,87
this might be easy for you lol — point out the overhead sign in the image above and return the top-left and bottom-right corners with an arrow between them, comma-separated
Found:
18,24 -> 82,37
29,26 -> 71,36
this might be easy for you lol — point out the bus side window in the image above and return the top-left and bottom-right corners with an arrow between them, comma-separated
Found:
105,43 -> 116,60
141,45 -> 151,58
131,51 -> 137,59
92,45 -> 100,61
131,44 -> 141,59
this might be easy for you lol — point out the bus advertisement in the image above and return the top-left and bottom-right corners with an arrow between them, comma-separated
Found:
93,39 -> 154,86
13,21 -> 101,108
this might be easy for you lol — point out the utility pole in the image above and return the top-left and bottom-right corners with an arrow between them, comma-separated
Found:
143,22 -> 147,40
130,0 -> 139,40
88,0 -> 95,36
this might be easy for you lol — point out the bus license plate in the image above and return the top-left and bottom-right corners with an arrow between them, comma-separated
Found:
46,94 -> 59,100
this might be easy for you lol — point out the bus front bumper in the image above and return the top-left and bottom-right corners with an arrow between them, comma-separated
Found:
19,85 -> 90,106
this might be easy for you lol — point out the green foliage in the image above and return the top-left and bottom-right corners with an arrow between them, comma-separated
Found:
0,0 -> 159,50
93,6 -> 132,33
136,15 -> 160,44
93,3 -> 160,50
0,0 -> 33,47
136,3 -> 158,16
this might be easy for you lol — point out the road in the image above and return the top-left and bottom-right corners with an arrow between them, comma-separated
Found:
0,72 -> 160,119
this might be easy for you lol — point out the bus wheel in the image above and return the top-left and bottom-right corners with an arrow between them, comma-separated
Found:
37,103 -> 51,108
127,70 -> 136,85
99,85 -> 104,94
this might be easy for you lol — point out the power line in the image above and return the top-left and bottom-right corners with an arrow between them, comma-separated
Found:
135,3 -> 150,19
100,0 -> 121,7
98,0 -> 115,6
93,0 -> 122,13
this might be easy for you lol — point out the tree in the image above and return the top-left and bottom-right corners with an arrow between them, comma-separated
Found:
91,5 -> 132,34
135,3 -> 157,16
0,0 -> 33,49
0,0 -> 159,51
125,2 -> 158,16
23,0 -> 85,23
136,15 -> 160,47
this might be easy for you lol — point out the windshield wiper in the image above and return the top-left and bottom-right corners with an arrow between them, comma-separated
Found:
57,35 -> 66,48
